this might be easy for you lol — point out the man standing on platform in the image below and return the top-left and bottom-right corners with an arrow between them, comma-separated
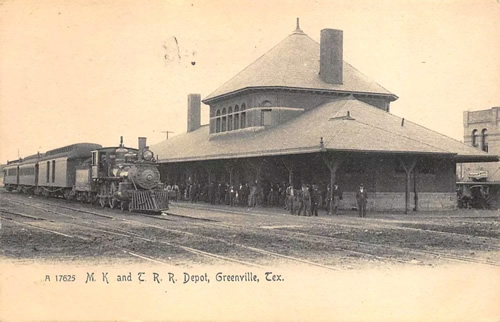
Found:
332,184 -> 342,215
356,183 -> 368,217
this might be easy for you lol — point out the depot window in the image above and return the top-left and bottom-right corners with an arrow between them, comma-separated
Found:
262,109 -> 272,126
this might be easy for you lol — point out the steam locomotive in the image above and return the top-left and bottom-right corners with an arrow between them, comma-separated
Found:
3,137 -> 168,212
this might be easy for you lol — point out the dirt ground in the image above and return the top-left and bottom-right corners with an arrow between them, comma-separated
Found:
1,190 -> 499,321
1,190 -> 498,268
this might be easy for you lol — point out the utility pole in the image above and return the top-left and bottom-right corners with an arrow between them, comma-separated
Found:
161,130 -> 175,140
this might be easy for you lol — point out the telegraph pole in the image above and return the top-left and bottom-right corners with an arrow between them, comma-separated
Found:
161,130 -> 175,140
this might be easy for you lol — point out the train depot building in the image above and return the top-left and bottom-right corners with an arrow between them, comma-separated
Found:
151,21 -> 496,212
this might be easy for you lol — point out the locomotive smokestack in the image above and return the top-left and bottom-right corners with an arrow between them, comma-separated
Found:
138,137 -> 147,161
187,93 -> 201,133
138,137 -> 147,151
319,29 -> 343,84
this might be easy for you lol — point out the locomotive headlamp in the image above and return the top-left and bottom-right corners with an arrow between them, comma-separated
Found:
143,149 -> 154,161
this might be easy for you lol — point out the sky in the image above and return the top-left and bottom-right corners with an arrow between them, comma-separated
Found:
0,0 -> 499,163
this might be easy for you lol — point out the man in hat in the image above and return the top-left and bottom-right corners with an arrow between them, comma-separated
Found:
331,184 -> 343,215
356,183 -> 368,217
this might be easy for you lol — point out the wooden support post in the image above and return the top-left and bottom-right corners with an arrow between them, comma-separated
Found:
245,159 -> 263,184
203,161 -> 218,184
224,163 -> 235,186
413,168 -> 418,211
322,152 -> 342,215
205,167 -> 212,184
282,159 -> 295,186
399,157 -> 417,214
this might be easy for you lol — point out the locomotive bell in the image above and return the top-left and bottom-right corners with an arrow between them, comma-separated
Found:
124,151 -> 136,162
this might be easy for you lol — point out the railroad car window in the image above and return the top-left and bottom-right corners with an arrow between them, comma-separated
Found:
19,168 -> 35,176
228,115 -> 233,131
52,160 -> 55,182
92,152 -> 97,166
46,161 -> 50,182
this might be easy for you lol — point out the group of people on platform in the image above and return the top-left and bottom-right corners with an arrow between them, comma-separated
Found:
164,181 -> 368,217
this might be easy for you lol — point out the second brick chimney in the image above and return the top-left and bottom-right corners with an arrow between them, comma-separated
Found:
319,28 -> 343,84
187,93 -> 201,133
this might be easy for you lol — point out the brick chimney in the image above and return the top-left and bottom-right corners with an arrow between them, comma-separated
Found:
187,93 -> 201,132
319,29 -> 343,84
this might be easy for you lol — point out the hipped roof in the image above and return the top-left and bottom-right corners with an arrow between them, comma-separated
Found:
204,29 -> 397,102
151,97 -> 496,163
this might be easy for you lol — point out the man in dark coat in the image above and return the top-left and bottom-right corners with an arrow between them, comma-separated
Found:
356,183 -> 368,217
310,184 -> 320,216
331,184 -> 342,215
300,184 -> 312,216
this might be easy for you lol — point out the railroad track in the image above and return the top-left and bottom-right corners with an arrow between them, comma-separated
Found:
0,197 -> 455,267
4,197 -> 414,267
169,212 -> 500,267
166,206 -> 500,267
174,203 -> 500,244
0,213 -> 176,265
3,194 -> 499,267
2,198 -> 341,270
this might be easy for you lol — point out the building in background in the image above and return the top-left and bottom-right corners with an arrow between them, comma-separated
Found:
458,107 -> 500,208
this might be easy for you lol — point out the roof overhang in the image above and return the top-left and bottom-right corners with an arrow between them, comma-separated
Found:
454,155 -> 499,163
203,86 -> 398,104
158,146 -> 322,163
156,147 -> 480,164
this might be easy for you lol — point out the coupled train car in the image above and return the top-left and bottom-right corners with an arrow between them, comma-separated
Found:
3,137 -> 168,213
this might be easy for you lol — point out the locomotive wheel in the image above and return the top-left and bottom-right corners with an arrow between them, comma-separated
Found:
63,190 -> 71,200
99,184 -> 107,208
109,183 -> 118,209
109,198 -> 118,209
120,201 -> 128,212
87,192 -> 95,204
99,197 -> 107,208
